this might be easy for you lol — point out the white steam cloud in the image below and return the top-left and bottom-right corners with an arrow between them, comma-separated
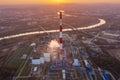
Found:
48,39 -> 60,49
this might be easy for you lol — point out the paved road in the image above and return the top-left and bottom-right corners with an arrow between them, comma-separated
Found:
0,19 -> 106,41
15,47 -> 33,80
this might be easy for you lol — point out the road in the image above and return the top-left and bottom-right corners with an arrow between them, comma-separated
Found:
15,46 -> 33,80
0,19 -> 106,41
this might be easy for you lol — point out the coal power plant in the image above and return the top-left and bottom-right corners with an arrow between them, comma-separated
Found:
0,3 -> 120,80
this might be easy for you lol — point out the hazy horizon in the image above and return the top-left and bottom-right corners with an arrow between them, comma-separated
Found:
0,0 -> 120,5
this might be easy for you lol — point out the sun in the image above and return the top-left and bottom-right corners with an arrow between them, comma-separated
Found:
51,0 -> 67,4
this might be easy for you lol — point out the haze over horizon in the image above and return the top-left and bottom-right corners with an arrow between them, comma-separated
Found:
0,0 -> 120,5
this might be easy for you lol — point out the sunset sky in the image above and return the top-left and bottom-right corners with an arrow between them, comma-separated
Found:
0,0 -> 120,5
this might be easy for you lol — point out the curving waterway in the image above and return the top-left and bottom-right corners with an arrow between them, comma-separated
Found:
0,19 -> 106,41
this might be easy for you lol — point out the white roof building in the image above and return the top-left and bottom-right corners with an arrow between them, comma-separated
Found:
30,43 -> 36,47
44,53 -> 50,58
31,58 -> 45,65
73,59 -> 80,66
44,53 -> 50,62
